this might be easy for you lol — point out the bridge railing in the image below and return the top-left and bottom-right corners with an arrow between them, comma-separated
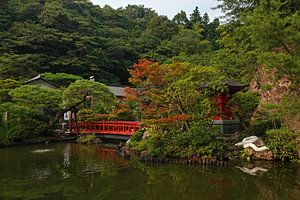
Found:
69,121 -> 141,136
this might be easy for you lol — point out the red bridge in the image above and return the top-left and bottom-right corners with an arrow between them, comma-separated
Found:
69,121 -> 141,138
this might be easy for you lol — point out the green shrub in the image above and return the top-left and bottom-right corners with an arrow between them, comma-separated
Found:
0,103 -> 48,144
41,72 -> 82,87
0,127 -> 14,145
77,134 -> 97,144
134,140 -> 148,151
230,91 -> 259,130
131,129 -> 145,142
128,128 -> 146,150
266,128 -> 297,161
145,122 -> 224,158
251,119 -> 281,136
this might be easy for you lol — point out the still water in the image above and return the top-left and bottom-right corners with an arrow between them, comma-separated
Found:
0,143 -> 299,200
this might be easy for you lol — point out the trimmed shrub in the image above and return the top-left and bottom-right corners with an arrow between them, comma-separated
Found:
266,128 -> 297,161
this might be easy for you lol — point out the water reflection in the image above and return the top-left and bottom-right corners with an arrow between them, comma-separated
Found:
31,168 -> 51,180
31,149 -> 55,153
235,161 -> 273,176
0,143 -> 299,200
63,144 -> 71,168
236,166 -> 269,176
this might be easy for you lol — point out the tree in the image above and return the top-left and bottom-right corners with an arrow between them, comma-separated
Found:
207,18 -> 220,50
216,0 -> 258,21
172,11 -> 190,28
126,59 -> 225,157
0,84 -> 62,143
126,59 -> 224,128
0,79 -> 20,103
0,103 -> 46,144
165,28 -> 212,56
9,85 -> 62,121
145,16 -> 178,41
63,80 -> 116,115
190,6 -> 202,25
0,0 -> 220,84
41,72 -> 82,87
215,0 -> 300,82
201,13 -> 210,39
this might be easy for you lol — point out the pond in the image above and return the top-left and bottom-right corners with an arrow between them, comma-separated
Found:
0,143 -> 299,200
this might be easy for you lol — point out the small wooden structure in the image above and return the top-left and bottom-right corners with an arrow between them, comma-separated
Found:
23,75 -> 59,89
201,79 -> 247,134
106,85 -> 126,99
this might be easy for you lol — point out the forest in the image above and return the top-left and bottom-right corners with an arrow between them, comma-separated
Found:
0,0 -> 220,84
0,0 -> 299,161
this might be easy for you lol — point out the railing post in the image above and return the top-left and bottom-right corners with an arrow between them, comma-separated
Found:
70,120 -> 141,136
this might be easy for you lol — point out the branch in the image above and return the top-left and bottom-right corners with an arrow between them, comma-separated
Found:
50,94 -> 90,126
273,35 -> 293,55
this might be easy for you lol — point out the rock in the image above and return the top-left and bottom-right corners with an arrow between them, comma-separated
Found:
140,150 -> 148,157
91,138 -> 102,144
142,130 -> 150,139
125,139 -> 131,146
247,147 -> 274,161
296,136 -> 300,159
253,138 -> 266,147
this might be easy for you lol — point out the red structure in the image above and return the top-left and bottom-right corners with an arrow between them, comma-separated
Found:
69,120 -> 141,136
201,79 -> 247,120
212,94 -> 233,120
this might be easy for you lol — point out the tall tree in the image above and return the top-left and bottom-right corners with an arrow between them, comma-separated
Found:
172,10 -> 190,28
190,6 -> 202,25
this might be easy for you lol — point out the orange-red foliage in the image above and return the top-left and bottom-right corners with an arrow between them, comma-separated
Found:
115,59 -> 191,124
128,59 -> 167,87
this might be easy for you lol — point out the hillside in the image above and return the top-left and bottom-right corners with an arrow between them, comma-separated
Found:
0,0 -> 219,84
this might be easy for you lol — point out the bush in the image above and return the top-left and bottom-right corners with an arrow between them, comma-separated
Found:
144,122 -> 224,158
230,91 -> 259,129
0,103 -> 48,144
77,134 -> 97,144
251,119 -> 281,136
131,129 -> 145,142
128,128 -> 146,150
41,72 -> 82,87
266,128 -> 298,161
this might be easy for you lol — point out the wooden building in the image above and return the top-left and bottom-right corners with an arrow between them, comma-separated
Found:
200,79 -> 247,134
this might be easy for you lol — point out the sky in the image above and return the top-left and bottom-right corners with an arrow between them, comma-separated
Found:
90,0 -> 223,21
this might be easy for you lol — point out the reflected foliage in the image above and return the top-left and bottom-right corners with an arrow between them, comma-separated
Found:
0,143 -> 299,200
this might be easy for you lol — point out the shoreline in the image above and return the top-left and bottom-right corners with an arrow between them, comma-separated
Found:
0,135 -> 78,148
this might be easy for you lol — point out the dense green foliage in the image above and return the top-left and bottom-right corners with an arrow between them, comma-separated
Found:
41,72 -> 82,87
0,0 -> 299,160
63,79 -> 116,113
0,103 -> 47,144
266,128 -> 297,161
216,0 -> 300,160
10,85 -> 62,115
0,79 -> 116,144
216,0 -> 300,83
0,85 -> 62,144
143,124 -> 223,158
230,91 -> 259,130
0,0 -> 220,84
0,79 -> 20,103
125,60 -> 225,158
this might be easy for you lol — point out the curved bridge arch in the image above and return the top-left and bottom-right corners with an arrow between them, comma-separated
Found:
69,121 -> 141,137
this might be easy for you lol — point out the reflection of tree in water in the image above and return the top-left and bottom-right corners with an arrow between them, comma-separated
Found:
129,162 -> 232,200
253,163 -> 300,200
130,162 -> 300,200
1,144 -> 300,200
69,143 -> 130,178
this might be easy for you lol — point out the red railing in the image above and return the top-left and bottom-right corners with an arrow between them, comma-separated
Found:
69,121 -> 141,136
